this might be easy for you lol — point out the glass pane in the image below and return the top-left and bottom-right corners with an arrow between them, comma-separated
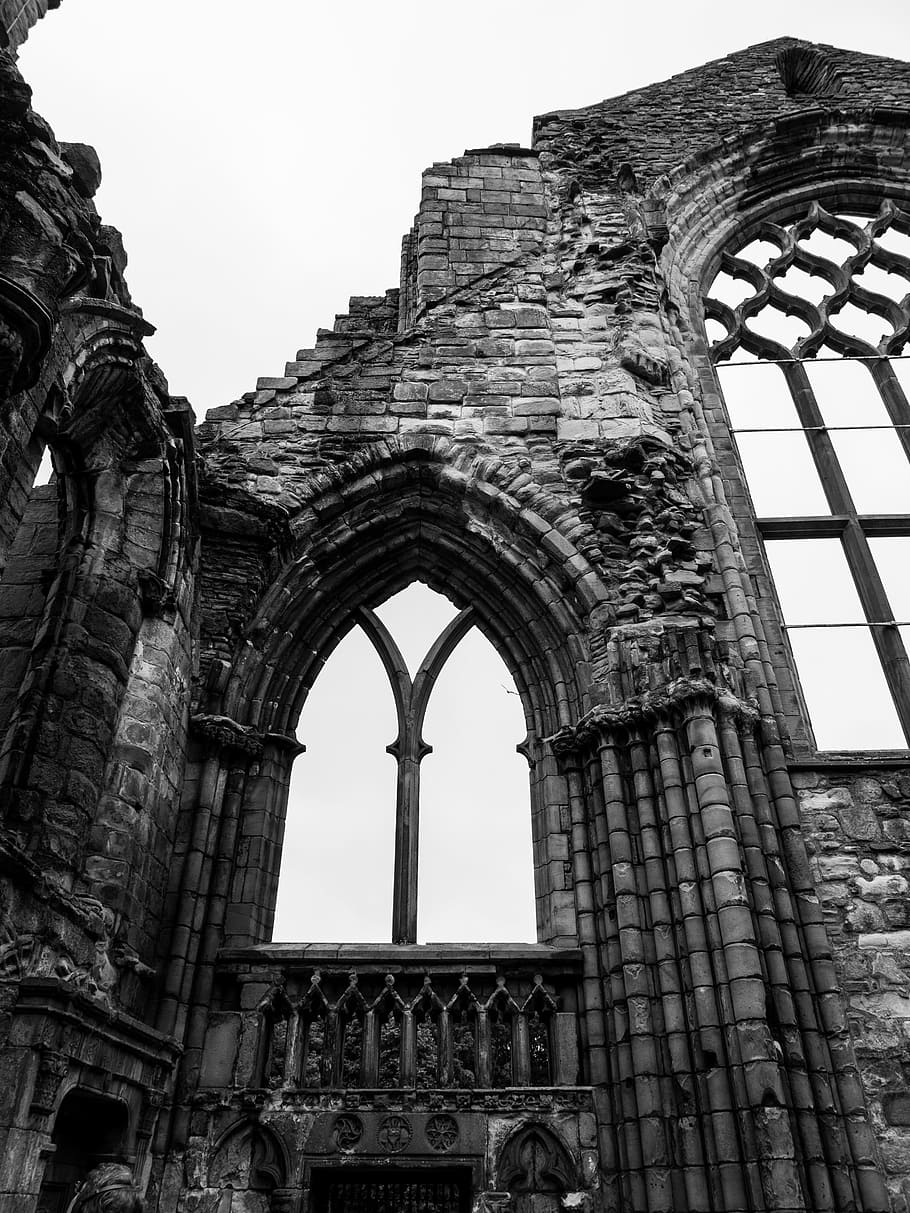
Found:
746,306 -> 810,348
804,356 -> 890,426
764,538 -> 865,624
789,625 -> 905,749
829,302 -> 891,346
798,229 -> 856,264
854,263 -> 910,303
717,362 -> 799,429
773,265 -> 832,305
374,581 -> 458,674
869,537 -> 910,620
876,227 -> 910,259
735,238 -> 781,266
829,429 -> 910,513
709,271 -> 754,309
705,317 -> 728,345
735,432 -> 829,516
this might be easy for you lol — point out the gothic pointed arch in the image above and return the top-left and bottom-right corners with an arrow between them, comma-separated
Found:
208,1119 -> 290,1192
194,447 -> 604,948
497,1123 -> 577,1213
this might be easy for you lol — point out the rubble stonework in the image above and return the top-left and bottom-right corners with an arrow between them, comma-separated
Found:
2,20 -> 910,1213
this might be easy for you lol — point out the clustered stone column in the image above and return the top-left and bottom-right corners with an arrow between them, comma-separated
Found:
553,626 -> 889,1213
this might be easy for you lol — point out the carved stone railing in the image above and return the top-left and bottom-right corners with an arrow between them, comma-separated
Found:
209,945 -> 583,1093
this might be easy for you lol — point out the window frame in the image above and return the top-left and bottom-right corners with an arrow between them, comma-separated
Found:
701,199 -> 910,752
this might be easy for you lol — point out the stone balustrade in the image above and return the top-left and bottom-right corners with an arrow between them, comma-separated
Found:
206,945 -> 583,1093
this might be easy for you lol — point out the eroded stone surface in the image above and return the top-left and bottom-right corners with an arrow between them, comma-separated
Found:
0,26 -> 909,1213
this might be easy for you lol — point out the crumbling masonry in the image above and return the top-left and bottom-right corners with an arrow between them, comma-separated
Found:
2,19 -> 910,1213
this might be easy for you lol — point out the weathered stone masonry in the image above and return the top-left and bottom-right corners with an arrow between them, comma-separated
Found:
3,24 -> 910,1213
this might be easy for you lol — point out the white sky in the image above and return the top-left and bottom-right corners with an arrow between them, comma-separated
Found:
19,0 -> 910,414
17,1 -> 910,939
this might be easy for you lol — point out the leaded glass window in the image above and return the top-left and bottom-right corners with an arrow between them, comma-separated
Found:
704,201 -> 910,749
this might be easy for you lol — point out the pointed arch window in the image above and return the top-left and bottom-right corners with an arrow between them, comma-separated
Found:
274,582 -> 534,944
704,199 -> 910,749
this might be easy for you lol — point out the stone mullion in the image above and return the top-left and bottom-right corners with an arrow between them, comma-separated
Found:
513,1013 -> 530,1087
439,1009 -> 452,1086
283,1007 -> 302,1087
362,1011 -> 380,1087
400,1009 -> 416,1088
328,1010 -> 344,1087
741,731 -> 886,1211
475,1009 -> 492,1088
627,726 -> 696,1213
719,719 -> 835,1211
596,736 -> 652,1213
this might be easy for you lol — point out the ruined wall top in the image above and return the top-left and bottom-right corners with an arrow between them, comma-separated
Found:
533,37 -> 910,189
1,0 -> 60,52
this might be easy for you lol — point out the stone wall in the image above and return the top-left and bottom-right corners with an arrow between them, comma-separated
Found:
797,766 -> 910,1209
2,28 -> 910,1213
0,0 -> 60,52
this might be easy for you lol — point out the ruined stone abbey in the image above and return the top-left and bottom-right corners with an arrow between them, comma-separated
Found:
3,7 -> 910,1212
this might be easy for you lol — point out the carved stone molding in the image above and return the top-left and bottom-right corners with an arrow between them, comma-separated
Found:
0,273 -> 54,397
30,1047 -> 68,1115
138,569 -> 177,617
547,676 -> 760,756
190,713 -> 265,759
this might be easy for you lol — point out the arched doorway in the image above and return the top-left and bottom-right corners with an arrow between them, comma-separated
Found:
37,1089 -> 130,1213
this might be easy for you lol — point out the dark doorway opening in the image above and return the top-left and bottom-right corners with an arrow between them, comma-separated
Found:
36,1089 -> 130,1213
311,1166 -> 471,1213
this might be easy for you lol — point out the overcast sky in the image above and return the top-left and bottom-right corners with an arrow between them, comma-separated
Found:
19,0 -> 910,414
17,2 -> 910,943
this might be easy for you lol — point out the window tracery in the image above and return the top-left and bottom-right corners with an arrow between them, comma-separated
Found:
704,200 -> 910,749
274,582 -> 534,944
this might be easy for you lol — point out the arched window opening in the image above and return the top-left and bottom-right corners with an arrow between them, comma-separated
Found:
413,978 -> 444,1088
272,580 -> 536,945
257,989 -> 293,1089
341,1016 -> 364,1087
524,978 -> 557,1087
703,199 -> 910,750
498,1126 -> 575,1213
418,623 -> 534,943
377,1015 -> 402,1088
300,973 -> 329,1087
447,978 -> 478,1089
487,980 -> 518,1088
303,1017 -> 326,1088
37,1089 -> 130,1213
0,439 -> 60,738
338,975 -> 367,1086
371,975 -> 405,1088
273,625 -> 398,941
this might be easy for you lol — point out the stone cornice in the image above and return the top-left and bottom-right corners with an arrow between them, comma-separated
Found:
189,714 -> 304,759
547,676 -> 760,755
